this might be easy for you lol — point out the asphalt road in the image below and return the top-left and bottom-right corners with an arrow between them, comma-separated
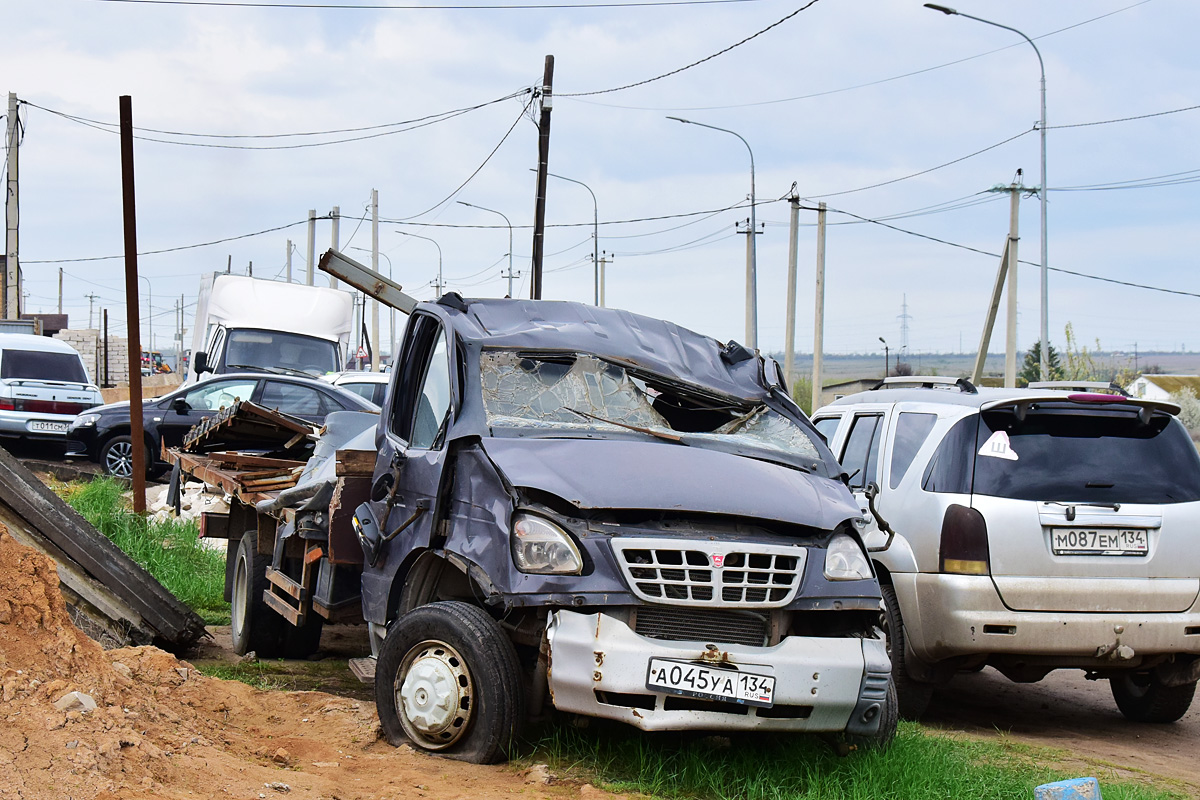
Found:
924,667 -> 1200,792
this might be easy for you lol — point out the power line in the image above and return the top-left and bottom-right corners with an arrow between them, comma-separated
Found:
386,199 -> 763,230
1054,167 -> 1200,192
560,0 -> 823,98
1048,102 -> 1200,130
826,207 -> 1200,300
566,0 -> 1154,111
25,220 -> 313,264
89,0 -> 764,7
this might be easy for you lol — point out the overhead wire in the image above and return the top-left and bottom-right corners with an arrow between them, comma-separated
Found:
90,0 -> 767,8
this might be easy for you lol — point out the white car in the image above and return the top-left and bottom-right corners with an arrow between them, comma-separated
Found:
0,334 -> 103,444
324,370 -> 388,408
813,377 -> 1200,722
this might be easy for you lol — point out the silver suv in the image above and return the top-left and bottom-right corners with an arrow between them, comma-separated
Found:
812,377 -> 1200,722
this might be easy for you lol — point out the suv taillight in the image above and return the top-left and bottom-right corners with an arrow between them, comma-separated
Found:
939,504 -> 990,575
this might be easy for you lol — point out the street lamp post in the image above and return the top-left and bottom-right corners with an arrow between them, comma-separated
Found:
542,172 -> 599,306
667,116 -> 758,349
879,336 -> 889,379
396,230 -> 443,297
458,201 -> 517,298
924,4 -> 1049,380
138,274 -> 152,357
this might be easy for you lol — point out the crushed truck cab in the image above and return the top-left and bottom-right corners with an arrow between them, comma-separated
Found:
171,251 -> 894,764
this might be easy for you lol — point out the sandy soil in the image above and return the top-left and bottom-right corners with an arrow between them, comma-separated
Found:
0,527 -> 617,800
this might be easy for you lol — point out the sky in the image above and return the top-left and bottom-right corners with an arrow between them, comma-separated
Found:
3,0 -> 1198,362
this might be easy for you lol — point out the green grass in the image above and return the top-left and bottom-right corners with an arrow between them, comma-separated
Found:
194,662 -> 297,691
63,477 -> 231,624
525,720 -> 1184,800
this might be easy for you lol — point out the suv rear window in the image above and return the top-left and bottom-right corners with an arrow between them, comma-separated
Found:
1,349 -> 89,383
973,406 -> 1200,504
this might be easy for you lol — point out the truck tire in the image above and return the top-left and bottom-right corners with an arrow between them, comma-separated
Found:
230,531 -> 284,658
881,584 -> 934,720
281,615 -> 325,659
1111,672 -> 1196,723
375,601 -> 524,764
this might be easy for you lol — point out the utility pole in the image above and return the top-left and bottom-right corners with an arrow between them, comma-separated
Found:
972,172 -> 1028,386
306,209 -> 316,286
5,92 -> 20,320
783,193 -> 799,393
58,268 -> 63,314
812,202 -> 827,414
530,55 -> 555,300
85,292 -> 99,328
119,94 -> 147,513
502,261 -> 520,298
598,251 -> 609,307
330,205 -> 340,289
286,238 -> 292,283
370,190 -> 380,371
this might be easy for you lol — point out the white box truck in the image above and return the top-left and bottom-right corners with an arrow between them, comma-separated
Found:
188,274 -> 355,383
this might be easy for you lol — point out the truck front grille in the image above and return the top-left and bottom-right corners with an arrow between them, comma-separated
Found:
611,538 -> 805,608
634,606 -> 769,647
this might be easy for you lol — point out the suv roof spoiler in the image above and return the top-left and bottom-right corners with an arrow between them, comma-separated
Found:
871,376 -> 978,394
1026,380 -> 1129,396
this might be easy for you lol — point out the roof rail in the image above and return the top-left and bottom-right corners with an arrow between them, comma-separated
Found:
1026,380 -> 1129,397
871,376 -> 978,394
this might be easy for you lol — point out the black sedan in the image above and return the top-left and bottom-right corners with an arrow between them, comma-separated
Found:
66,372 -> 379,478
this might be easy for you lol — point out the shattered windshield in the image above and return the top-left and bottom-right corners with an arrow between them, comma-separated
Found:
480,351 -> 820,463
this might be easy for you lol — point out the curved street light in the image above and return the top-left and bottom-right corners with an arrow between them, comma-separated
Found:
667,116 -> 758,349
457,201 -> 516,297
542,172 -> 600,306
138,274 -> 152,355
396,230 -> 443,297
924,3 -> 1049,380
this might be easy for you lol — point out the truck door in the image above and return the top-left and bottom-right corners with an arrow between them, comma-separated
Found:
364,312 -> 456,590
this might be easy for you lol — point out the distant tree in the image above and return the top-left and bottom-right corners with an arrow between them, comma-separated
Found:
1019,340 -> 1063,383
1171,388 -> 1200,440
1144,364 -> 1166,374
891,362 -> 914,377
790,375 -> 814,416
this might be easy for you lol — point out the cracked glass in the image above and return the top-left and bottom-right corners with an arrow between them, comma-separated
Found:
480,350 -> 819,461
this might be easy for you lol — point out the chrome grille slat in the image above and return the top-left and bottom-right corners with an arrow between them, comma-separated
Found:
612,538 -> 806,608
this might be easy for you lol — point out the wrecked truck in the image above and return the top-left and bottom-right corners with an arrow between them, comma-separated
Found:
169,250 -> 896,764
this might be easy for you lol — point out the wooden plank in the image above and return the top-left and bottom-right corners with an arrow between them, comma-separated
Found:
335,449 -> 376,477
266,567 -> 305,600
263,590 -> 304,626
0,445 -> 206,650
328,476 -> 369,565
207,453 -> 306,470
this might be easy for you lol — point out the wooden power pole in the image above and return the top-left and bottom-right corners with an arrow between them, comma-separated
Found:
119,95 -> 147,513
530,55 -> 554,300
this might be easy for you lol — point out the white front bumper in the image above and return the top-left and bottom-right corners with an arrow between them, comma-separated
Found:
546,609 -> 887,733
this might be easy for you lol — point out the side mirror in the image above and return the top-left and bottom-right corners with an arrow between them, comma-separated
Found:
172,397 -> 190,414
370,472 -> 395,503
193,351 -> 210,375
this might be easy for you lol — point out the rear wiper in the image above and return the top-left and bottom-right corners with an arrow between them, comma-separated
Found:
563,408 -> 686,444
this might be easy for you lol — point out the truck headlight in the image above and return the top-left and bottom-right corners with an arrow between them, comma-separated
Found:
511,513 -> 583,575
69,413 -> 101,431
824,532 -> 872,581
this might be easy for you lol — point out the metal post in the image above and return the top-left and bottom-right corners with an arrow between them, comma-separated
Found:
286,238 -> 292,283
1004,180 -> 1021,387
370,191 -> 380,371
599,251 -> 608,307
784,196 -> 799,393
812,203 -> 827,413
925,4 -> 1048,379
306,209 -> 316,286
5,92 -> 20,319
103,308 -> 109,388
530,55 -> 555,300
119,95 -> 146,513
58,269 -> 62,314
667,116 -> 757,348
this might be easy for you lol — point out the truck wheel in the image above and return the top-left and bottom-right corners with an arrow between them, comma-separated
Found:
100,435 -> 151,479
375,601 -> 524,764
1110,672 -> 1196,722
281,616 -> 325,659
881,584 -> 934,720
230,531 -> 284,658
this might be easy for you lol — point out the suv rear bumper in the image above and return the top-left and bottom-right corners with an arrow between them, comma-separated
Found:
545,609 -> 889,734
899,573 -> 1200,663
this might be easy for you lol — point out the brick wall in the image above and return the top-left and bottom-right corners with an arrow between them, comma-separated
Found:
53,329 -> 135,386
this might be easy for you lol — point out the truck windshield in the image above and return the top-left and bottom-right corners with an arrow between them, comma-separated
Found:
1,350 -> 89,383
225,330 -> 339,376
480,350 -> 820,464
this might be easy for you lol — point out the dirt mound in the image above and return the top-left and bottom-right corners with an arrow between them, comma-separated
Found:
0,527 -> 613,800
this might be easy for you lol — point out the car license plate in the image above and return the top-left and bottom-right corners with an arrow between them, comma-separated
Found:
646,658 -> 775,707
29,421 -> 68,433
1051,528 -> 1148,556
